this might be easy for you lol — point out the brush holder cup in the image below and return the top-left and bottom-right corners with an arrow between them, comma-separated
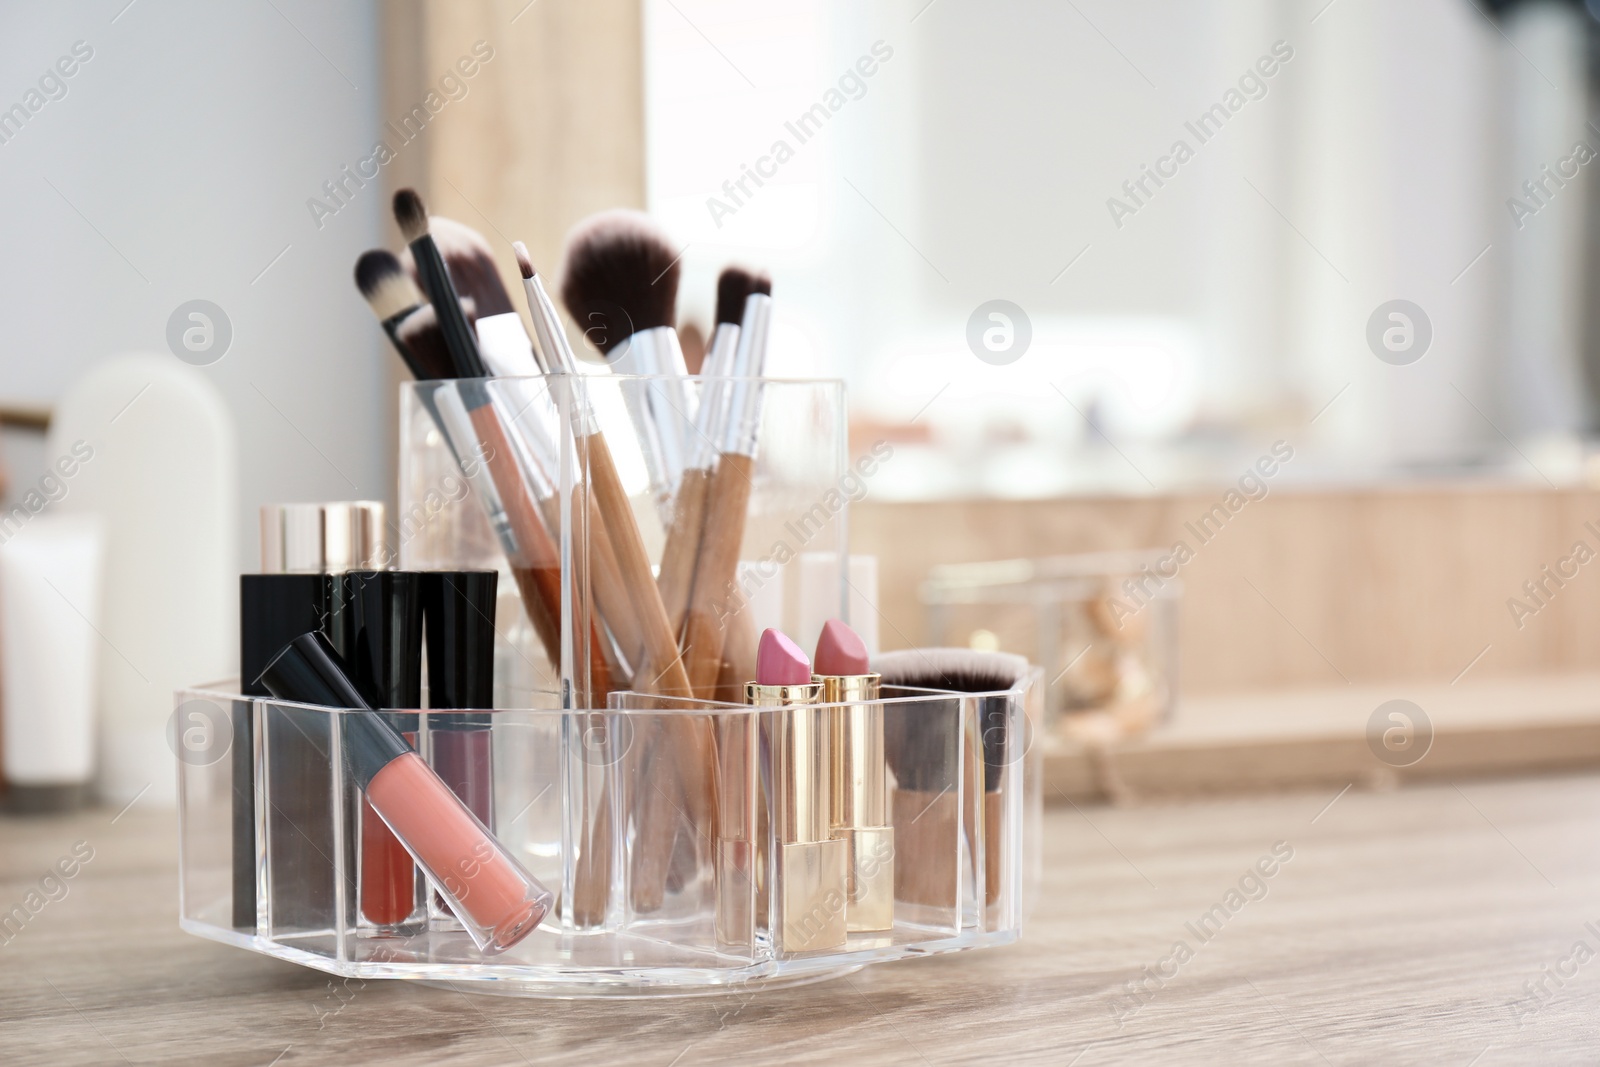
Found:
398,376 -> 857,703
174,671 -> 1041,996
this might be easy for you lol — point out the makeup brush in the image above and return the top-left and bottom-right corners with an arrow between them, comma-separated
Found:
679,292 -> 772,698
518,239 -> 712,913
874,648 -> 1031,909
392,300 -> 475,383
559,210 -> 694,504
394,302 -> 559,660
409,216 -> 540,378
394,189 -> 486,379
657,268 -> 770,642
392,191 -> 612,705
355,250 -> 432,379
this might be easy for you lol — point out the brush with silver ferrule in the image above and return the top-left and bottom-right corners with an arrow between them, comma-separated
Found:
559,209 -> 694,502
678,291 -> 773,698
514,239 -> 712,917
392,190 -> 604,704
658,268 -> 770,638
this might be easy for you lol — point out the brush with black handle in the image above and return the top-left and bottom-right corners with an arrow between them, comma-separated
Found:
402,215 -> 540,378
389,189 -> 613,706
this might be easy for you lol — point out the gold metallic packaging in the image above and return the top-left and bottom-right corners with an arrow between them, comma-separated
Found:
747,680 -> 848,954
821,673 -> 894,932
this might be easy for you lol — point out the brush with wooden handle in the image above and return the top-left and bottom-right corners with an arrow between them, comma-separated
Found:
519,240 -> 716,912
679,292 -> 772,699
657,268 -> 769,641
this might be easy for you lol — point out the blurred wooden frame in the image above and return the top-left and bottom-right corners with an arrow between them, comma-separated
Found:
379,0 -> 647,315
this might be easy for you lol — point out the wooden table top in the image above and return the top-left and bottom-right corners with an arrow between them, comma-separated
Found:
2,773 -> 1594,1065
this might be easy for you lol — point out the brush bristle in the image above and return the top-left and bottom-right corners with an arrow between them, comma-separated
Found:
559,209 -> 680,352
355,250 -> 422,322
873,648 -> 1030,693
393,188 -> 430,242
876,648 -> 1030,794
714,267 -> 769,326
394,298 -> 477,381
512,241 -> 536,281
426,217 -> 516,318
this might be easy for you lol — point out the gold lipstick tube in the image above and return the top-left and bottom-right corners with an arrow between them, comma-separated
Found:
747,680 -> 847,953
821,673 -> 893,932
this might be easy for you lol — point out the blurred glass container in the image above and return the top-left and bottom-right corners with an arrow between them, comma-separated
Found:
921,550 -> 1179,742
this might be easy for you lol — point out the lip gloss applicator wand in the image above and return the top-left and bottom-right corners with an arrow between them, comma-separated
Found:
257,631 -> 553,956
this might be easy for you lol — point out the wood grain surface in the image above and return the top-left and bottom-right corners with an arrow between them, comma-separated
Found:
2,772 -> 1596,1064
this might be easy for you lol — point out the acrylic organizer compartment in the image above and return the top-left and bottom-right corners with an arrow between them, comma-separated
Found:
174,673 -> 1040,996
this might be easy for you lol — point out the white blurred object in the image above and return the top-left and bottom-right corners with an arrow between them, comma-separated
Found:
0,513 -> 105,811
48,353 -> 238,807
790,552 -> 879,656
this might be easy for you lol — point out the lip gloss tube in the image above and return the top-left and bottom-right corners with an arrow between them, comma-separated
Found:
338,570 -> 424,938
420,570 -> 499,930
749,629 -> 847,954
813,619 -> 893,933
257,632 -> 551,956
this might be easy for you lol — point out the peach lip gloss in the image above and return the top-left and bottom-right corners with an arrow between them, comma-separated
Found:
257,631 -> 552,955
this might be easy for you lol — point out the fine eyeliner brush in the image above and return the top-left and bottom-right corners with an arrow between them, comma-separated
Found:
518,240 -> 713,914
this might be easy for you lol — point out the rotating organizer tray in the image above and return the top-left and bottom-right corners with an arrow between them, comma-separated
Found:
174,676 -> 1039,996
176,375 -> 1039,995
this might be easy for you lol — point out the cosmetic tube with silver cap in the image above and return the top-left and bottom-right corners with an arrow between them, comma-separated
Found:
748,677 -> 848,954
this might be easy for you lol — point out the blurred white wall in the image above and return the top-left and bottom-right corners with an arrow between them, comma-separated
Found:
0,0 -> 390,571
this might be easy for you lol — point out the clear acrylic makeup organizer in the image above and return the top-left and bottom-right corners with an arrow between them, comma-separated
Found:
174,376 -> 1039,996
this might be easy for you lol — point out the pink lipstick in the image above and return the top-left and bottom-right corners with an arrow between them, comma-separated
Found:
812,619 -> 892,933
747,629 -> 847,953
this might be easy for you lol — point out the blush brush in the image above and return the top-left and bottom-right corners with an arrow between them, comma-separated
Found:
559,209 -> 694,511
